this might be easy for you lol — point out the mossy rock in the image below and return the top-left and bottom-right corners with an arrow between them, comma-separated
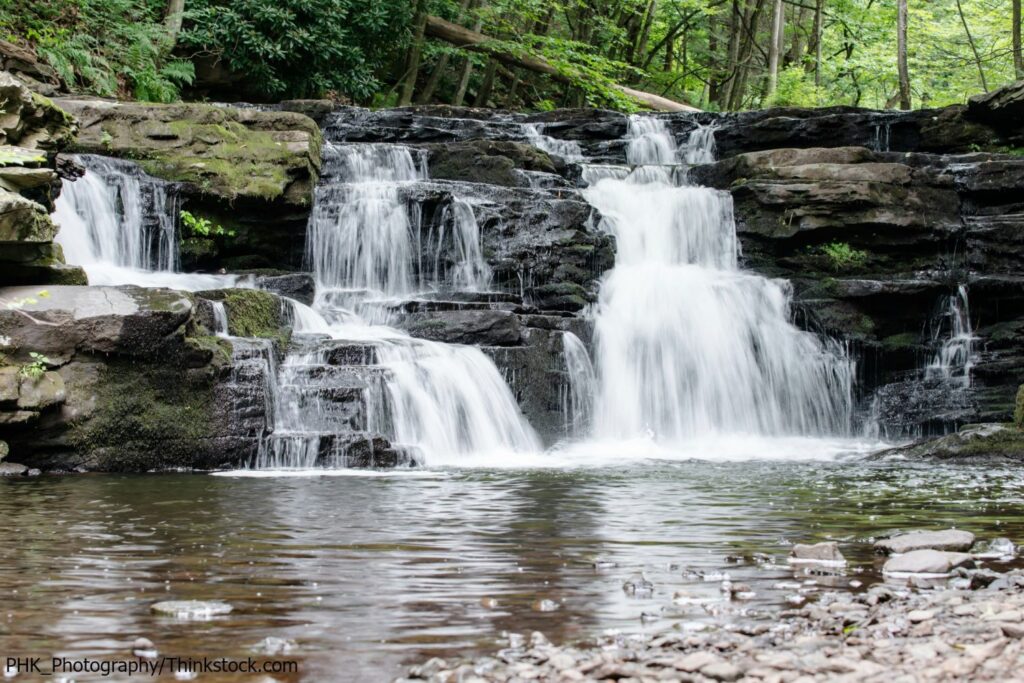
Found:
57,100 -> 322,205
195,288 -> 290,347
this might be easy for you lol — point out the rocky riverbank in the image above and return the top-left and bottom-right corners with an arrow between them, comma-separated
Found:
399,533 -> 1024,683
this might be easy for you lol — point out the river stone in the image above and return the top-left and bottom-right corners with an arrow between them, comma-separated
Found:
883,549 -> 974,575
789,541 -> 846,565
875,529 -> 976,555
151,600 -> 233,619
0,461 -> 27,476
701,661 -> 743,681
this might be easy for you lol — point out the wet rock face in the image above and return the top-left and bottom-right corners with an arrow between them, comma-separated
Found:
0,285 -> 263,471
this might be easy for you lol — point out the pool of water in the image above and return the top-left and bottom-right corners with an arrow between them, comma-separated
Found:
2,459 -> 1023,681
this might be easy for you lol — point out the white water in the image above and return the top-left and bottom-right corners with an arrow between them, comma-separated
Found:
925,285 -> 977,387
561,332 -> 596,438
263,142 -> 540,467
53,155 -> 240,290
582,116 -> 855,442
211,301 -> 230,337
523,123 -> 584,163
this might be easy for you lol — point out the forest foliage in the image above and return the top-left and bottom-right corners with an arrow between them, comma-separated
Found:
0,0 -> 1020,112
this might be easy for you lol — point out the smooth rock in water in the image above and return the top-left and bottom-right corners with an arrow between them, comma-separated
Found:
531,599 -> 559,612
883,549 -> 974,575
132,637 -> 158,658
875,529 -> 976,555
150,600 -> 233,619
789,542 -> 846,565
622,572 -> 654,597
0,462 -> 28,476
976,537 -> 1017,558
251,636 -> 296,655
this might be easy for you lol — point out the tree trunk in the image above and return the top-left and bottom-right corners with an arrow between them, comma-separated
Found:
164,0 -> 185,44
1015,0 -> 1023,79
399,0 -> 429,106
416,0 -> 473,104
473,58 -> 498,106
424,15 -> 699,111
765,0 -> 784,100
954,0 -> 988,92
452,2 -> 484,106
897,0 -> 911,110
812,0 -> 823,86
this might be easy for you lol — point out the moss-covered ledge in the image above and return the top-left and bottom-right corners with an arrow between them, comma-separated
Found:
53,99 -> 322,206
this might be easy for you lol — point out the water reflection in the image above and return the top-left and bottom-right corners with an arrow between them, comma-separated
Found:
1,461 -> 1023,680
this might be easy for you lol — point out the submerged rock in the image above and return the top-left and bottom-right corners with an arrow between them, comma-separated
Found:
875,529 -> 976,555
151,600 -> 233,619
872,424 -> 1024,462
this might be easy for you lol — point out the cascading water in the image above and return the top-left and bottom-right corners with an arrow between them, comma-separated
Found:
560,332 -> 596,438
925,285 -> 976,387
582,116 -> 854,442
52,155 -> 238,290
54,156 -> 178,273
523,123 -> 584,162
258,140 -> 540,467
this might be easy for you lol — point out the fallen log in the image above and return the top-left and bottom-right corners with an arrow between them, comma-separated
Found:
424,15 -> 700,112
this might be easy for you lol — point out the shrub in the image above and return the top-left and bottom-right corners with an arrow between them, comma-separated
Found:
819,242 -> 869,272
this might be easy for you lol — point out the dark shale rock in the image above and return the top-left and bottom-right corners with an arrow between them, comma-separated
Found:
421,140 -> 559,187
395,309 -> 522,346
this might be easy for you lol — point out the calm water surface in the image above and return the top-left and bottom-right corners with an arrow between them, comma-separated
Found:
2,460 -> 1024,681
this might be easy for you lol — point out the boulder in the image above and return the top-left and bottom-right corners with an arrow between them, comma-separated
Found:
422,140 -> 559,187
0,71 -> 76,151
967,79 -> 1024,132
882,549 -> 974,575
789,541 -> 846,565
870,424 -> 1024,463
57,99 -> 321,207
396,309 -> 522,346
254,273 -> 315,306
16,370 -> 65,410
195,288 -> 290,346
874,529 -> 976,555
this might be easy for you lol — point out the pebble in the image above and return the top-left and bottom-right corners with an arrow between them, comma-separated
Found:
907,609 -> 934,623
131,636 -> 158,658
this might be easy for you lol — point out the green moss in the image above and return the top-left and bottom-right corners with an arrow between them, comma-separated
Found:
197,288 -> 290,348
1015,385 -> 1024,429
70,361 -> 215,471
881,332 -> 920,351
188,335 -> 233,365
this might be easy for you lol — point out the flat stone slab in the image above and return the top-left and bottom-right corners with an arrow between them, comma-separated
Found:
151,600 -> 232,619
882,549 -> 974,576
874,529 -> 975,555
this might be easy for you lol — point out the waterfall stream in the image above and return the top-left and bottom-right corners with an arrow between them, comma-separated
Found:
50,115 -> 876,469
581,117 -> 855,442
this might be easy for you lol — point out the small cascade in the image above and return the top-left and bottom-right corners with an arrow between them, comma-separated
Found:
429,199 -> 492,291
52,154 -> 239,290
925,285 -> 976,387
307,143 -> 426,297
523,123 -> 584,162
252,138 -> 540,468
583,117 -> 854,441
211,301 -> 230,337
54,155 -> 178,274
684,125 -> 717,165
560,332 -> 596,438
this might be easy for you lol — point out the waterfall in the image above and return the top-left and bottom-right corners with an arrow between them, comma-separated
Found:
211,301 -> 230,337
430,199 -> 492,291
52,154 -> 238,290
257,140 -> 540,468
561,332 -> 596,438
582,117 -> 854,441
523,123 -> 584,162
925,285 -> 976,387
53,155 -> 178,272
